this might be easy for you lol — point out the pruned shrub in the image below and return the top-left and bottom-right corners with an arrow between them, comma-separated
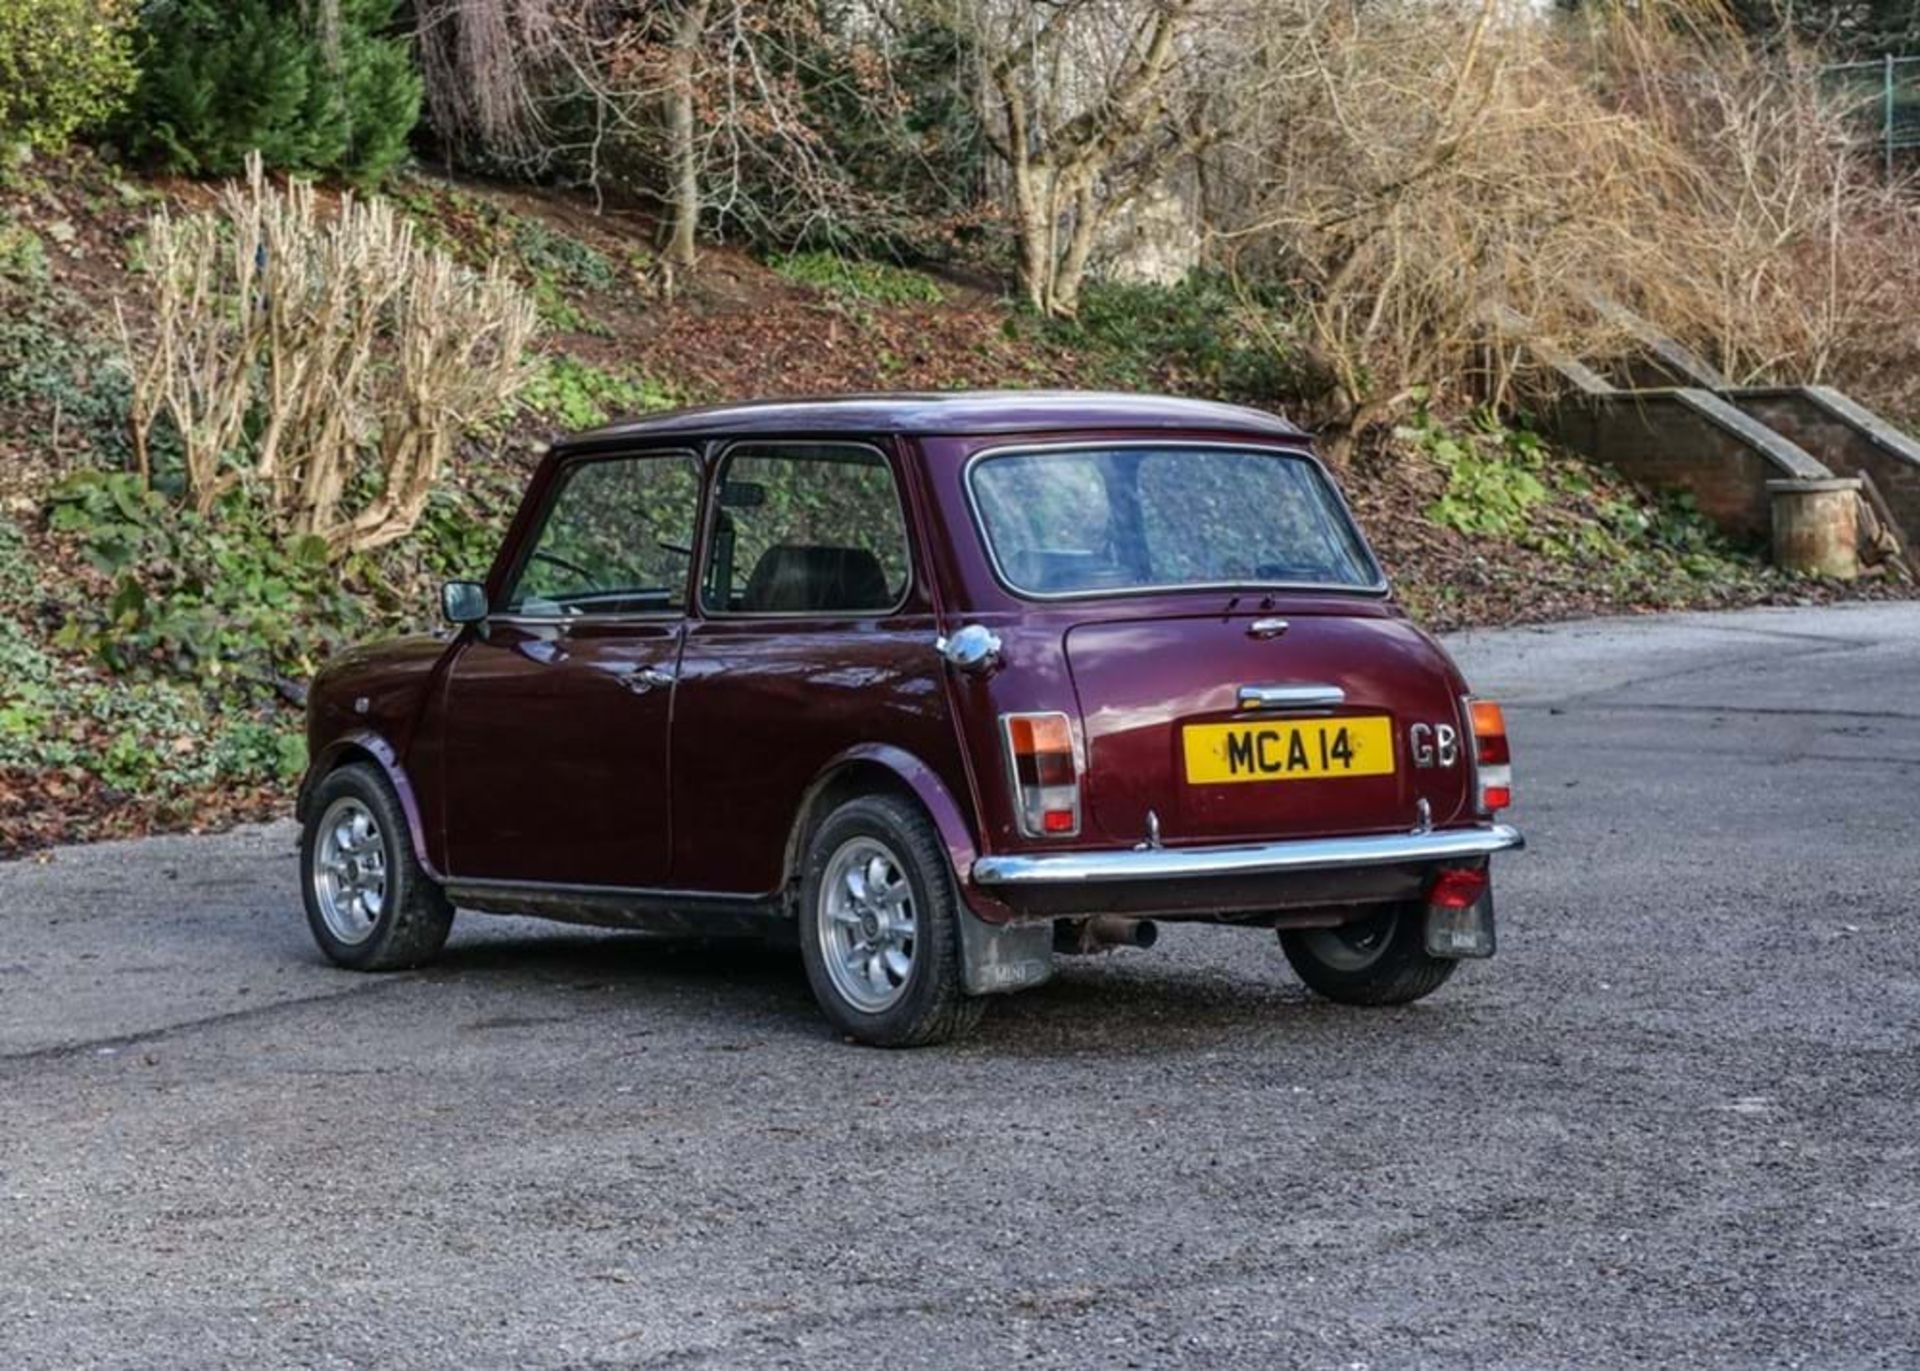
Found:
0,0 -> 138,154
120,154 -> 540,557
121,0 -> 421,182
1216,0 -> 1920,446
1221,0 -> 1698,452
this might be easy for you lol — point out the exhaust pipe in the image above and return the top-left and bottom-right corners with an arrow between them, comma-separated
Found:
1054,915 -> 1159,955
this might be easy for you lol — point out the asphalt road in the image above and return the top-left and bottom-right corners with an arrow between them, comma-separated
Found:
3,603 -> 1917,1369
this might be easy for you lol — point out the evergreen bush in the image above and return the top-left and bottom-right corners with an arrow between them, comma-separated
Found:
121,0 -> 420,182
0,0 -> 138,155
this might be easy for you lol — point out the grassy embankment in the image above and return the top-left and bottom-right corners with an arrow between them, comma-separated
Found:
0,154 -> 1898,854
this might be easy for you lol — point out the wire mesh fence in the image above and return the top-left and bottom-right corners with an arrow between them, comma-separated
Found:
1823,55 -> 1920,178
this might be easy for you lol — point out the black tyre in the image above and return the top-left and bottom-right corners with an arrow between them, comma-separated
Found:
797,793 -> 986,1048
301,763 -> 454,971
1279,902 -> 1455,1006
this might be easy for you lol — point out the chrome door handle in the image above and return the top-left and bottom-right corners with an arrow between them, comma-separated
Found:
1238,683 -> 1345,710
624,665 -> 677,694
1247,618 -> 1290,639
935,624 -> 1002,676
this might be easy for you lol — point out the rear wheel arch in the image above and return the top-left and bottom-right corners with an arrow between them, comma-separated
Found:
781,746 -> 999,918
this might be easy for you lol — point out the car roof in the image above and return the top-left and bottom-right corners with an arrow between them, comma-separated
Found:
559,390 -> 1306,446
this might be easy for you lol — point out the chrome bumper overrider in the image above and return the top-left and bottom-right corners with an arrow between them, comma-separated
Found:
970,824 -> 1525,887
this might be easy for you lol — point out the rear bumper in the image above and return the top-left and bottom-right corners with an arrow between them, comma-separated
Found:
969,823 -> 1524,920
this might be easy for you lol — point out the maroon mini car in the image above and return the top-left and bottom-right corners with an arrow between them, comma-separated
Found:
297,392 -> 1522,1045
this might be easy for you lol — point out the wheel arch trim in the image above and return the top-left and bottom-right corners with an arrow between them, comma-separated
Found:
785,743 -> 1014,925
298,731 -> 441,881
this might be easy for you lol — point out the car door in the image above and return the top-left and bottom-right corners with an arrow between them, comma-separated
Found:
438,448 -> 702,888
670,439 -> 948,894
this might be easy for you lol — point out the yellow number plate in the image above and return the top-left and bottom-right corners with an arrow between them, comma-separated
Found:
1183,717 -> 1395,784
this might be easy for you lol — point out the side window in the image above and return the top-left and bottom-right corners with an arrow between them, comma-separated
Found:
702,443 -> 911,615
504,453 -> 700,617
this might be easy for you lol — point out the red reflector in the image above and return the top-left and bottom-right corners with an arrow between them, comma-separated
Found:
1428,867 -> 1489,910
1483,785 -> 1512,811
1042,809 -> 1075,833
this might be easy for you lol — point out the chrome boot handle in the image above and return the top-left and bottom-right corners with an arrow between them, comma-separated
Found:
1238,683 -> 1345,710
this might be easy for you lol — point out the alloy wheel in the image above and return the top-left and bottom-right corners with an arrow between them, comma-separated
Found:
311,797 -> 389,946
818,836 -> 918,1013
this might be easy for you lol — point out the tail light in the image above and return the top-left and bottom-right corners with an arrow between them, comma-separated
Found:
1002,712 -> 1080,838
1466,698 -> 1512,813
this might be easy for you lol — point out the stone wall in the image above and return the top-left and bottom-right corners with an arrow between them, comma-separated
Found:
1517,295 -> 1920,562
1546,389 -> 1827,544
1729,387 -> 1920,549
1094,185 -> 1200,287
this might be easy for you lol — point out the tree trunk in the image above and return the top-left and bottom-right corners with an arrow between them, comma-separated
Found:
664,0 -> 714,269
983,1 -> 1200,320
1050,177 -> 1104,318
1012,165 -> 1053,312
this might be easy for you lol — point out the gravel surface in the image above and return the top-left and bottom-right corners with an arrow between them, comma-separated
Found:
3,603 -> 1917,1369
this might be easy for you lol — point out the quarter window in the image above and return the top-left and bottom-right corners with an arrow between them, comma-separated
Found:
504,453 -> 700,617
702,443 -> 911,615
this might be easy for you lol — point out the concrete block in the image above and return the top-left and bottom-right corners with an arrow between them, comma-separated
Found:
1768,478 -> 1861,579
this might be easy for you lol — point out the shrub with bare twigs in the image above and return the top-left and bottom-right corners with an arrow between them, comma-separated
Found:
1586,7 -> 1920,417
1211,0 -> 1920,452
120,155 -> 541,558
1216,0 -> 1697,453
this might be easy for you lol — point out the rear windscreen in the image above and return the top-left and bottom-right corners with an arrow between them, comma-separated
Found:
968,446 -> 1382,597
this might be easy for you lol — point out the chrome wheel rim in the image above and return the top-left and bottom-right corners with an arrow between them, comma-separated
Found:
819,836 -> 917,1014
312,797 -> 388,946
1303,906 -> 1396,972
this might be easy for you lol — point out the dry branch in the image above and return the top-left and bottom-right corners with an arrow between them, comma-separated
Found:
1196,0 -> 1920,454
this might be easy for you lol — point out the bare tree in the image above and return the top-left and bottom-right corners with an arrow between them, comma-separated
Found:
415,0 -> 563,171
414,1 -> 938,267
958,0 -> 1223,316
